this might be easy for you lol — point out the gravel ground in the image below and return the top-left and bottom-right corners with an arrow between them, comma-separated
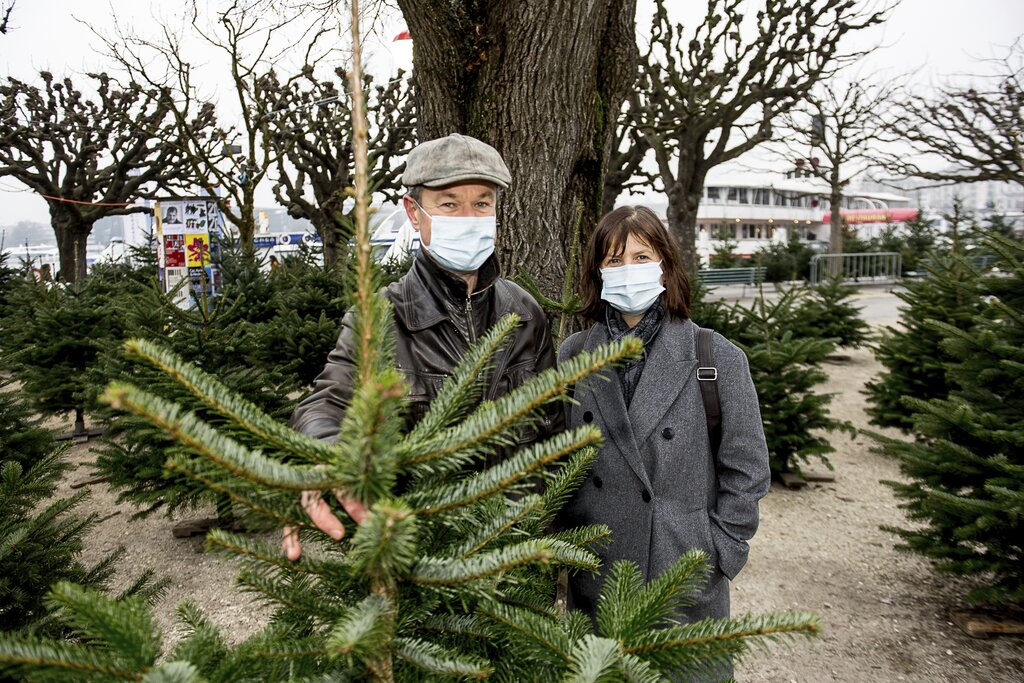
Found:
47,343 -> 1024,680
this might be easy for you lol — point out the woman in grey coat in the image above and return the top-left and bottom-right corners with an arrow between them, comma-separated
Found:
558,206 -> 771,663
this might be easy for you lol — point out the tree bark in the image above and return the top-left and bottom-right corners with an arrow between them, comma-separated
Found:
51,204 -> 92,284
667,185 -> 703,276
400,0 -> 638,296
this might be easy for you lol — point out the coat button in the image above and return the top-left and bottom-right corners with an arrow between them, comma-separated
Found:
662,427 -> 674,440
641,489 -> 651,503
593,476 -> 603,489
583,410 -> 593,423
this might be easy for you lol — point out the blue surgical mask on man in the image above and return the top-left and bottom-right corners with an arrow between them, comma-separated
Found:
413,200 -> 496,273
600,261 -> 665,315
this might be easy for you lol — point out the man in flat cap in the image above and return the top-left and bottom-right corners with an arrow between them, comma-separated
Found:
283,134 -> 557,559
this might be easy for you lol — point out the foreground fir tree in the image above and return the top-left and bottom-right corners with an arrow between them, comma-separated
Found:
0,7 -> 817,678
870,233 -> 1024,605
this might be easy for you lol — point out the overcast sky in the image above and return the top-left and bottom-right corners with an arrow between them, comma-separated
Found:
1,0 -> 1022,224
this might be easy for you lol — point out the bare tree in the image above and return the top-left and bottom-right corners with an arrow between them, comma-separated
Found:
883,40 -> 1023,188
92,1 -> 340,247
266,68 -> 416,265
398,0 -> 639,295
601,105 -> 654,216
774,77 -> 903,255
0,72 -> 200,283
628,0 -> 894,273
0,1 -> 15,34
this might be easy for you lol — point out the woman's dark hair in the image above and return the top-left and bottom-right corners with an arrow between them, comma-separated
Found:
579,205 -> 691,320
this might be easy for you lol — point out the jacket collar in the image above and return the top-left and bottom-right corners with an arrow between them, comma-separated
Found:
396,250 -> 500,332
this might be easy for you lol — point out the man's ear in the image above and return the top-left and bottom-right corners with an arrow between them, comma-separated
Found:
402,195 -> 421,232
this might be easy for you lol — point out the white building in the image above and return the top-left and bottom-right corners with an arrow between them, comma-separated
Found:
625,168 -> 916,265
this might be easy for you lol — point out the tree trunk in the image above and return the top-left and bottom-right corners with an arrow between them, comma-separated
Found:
828,178 -> 844,277
829,183 -> 844,256
400,0 -> 638,297
51,203 -> 92,284
666,181 -> 703,277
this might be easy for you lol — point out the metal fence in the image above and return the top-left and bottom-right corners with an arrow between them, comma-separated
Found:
809,252 -> 903,285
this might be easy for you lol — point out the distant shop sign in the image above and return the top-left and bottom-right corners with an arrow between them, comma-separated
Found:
821,208 -> 919,225
254,233 -> 322,249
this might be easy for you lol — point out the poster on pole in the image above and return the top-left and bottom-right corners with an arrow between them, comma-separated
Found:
155,198 -> 224,309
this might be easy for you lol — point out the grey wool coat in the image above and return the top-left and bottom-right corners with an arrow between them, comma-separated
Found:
557,317 -> 770,624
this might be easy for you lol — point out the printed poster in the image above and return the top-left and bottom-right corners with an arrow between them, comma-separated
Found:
155,198 -> 224,309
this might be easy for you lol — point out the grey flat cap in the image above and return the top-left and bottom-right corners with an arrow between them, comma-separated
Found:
402,133 -> 511,189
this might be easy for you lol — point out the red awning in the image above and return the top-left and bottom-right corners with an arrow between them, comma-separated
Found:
821,208 -> 919,225
394,30 -> 411,41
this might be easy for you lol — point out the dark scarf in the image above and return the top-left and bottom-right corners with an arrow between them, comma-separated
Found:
605,299 -> 665,408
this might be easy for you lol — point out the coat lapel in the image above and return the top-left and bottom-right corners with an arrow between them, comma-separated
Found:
628,318 -> 698,447
581,325 -> 652,491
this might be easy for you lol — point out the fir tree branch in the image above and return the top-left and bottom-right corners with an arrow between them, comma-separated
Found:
412,540 -> 599,587
623,611 -> 821,657
325,594 -> 393,662
598,552 -> 711,638
331,369 -> 407,503
412,339 -> 642,466
104,382 -> 349,491
165,458 -> 304,528
347,501 -> 420,580
405,314 -> 520,447
410,426 -> 602,514
479,602 -> 572,664
206,528 -> 334,577
43,581 -> 161,670
0,635 -> 142,680
122,339 -> 340,465
451,496 -> 540,557
564,634 -> 627,683
419,614 -> 495,640
392,637 -> 492,679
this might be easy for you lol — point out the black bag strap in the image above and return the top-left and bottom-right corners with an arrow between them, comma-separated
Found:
696,326 -> 722,458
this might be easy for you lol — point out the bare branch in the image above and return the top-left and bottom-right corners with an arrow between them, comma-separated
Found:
879,39 -> 1024,188
0,1 -> 14,35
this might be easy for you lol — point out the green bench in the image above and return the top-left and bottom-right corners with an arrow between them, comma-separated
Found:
698,267 -> 766,286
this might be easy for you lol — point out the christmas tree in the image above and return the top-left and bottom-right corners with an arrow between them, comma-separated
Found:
871,232 -> 1023,605
864,221 -> 986,431
91,253 -> 299,520
725,288 -> 853,474
1,262 -> 138,438
0,378 -> 165,645
793,276 -> 871,349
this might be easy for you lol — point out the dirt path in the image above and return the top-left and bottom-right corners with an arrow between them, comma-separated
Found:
50,344 -> 1024,678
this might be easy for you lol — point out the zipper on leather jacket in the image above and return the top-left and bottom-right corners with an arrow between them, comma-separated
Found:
465,296 -> 477,344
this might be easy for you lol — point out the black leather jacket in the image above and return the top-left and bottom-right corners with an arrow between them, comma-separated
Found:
289,251 -> 559,453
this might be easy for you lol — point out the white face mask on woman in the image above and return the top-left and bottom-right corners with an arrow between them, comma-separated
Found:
600,261 -> 665,315
414,200 -> 496,273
